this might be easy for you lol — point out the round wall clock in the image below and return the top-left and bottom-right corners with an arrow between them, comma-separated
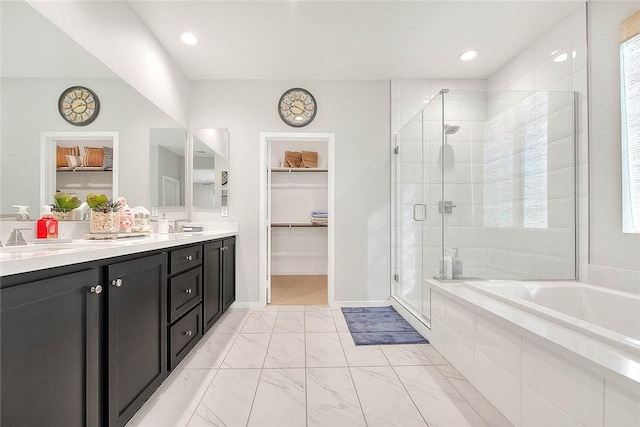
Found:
278,88 -> 317,127
58,86 -> 100,126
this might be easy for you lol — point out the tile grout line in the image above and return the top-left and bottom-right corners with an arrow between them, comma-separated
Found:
182,312 -> 249,427
389,364 -> 431,426
335,310 -> 369,426
244,311 -> 276,427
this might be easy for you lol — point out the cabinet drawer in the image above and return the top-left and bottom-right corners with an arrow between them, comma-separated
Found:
169,267 -> 202,323
170,246 -> 202,275
169,305 -> 202,370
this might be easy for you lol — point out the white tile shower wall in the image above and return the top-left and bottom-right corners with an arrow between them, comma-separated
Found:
484,4 -> 587,280
430,290 -> 637,427
392,79 -> 487,288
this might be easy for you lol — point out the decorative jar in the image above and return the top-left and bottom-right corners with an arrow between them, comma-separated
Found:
90,209 -> 118,234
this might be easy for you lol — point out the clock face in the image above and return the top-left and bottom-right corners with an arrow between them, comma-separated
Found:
58,86 -> 100,126
278,88 -> 317,127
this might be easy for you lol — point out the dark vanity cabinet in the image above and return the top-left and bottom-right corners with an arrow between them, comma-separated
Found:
167,245 -> 203,370
203,240 -> 223,332
203,236 -> 236,332
106,253 -> 167,427
0,235 -> 235,427
221,237 -> 236,312
1,268 -> 102,427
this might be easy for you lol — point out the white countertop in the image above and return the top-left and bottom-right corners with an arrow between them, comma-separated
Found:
0,230 -> 237,277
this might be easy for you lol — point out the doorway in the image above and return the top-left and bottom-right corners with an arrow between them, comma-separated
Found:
259,132 -> 335,307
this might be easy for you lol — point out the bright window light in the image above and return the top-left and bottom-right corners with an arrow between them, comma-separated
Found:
180,31 -> 198,45
621,33 -> 640,233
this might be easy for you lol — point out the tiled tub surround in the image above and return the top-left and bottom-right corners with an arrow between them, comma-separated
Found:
126,305 -> 512,427
428,280 -> 640,427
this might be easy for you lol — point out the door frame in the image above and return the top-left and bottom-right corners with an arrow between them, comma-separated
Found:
259,132 -> 335,307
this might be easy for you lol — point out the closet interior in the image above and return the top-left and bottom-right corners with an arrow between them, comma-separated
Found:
269,138 -> 328,305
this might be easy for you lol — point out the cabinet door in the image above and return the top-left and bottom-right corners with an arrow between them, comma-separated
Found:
203,240 -> 222,332
1,269 -> 101,427
222,237 -> 236,312
107,253 -> 167,427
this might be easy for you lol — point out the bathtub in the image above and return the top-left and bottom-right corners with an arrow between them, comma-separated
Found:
427,279 -> 640,427
463,281 -> 640,352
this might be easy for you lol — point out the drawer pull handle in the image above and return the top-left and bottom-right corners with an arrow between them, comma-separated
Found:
90,285 -> 103,294
185,288 -> 192,294
112,278 -> 123,287
185,255 -> 193,261
184,330 -> 193,336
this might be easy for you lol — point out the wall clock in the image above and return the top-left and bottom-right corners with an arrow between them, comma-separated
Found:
58,86 -> 100,126
278,88 -> 317,127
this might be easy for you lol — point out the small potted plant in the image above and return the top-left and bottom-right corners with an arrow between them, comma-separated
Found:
86,193 -> 121,234
51,193 -> 81,221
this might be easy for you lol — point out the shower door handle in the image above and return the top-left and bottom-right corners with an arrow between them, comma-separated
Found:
413,204 -> 427,222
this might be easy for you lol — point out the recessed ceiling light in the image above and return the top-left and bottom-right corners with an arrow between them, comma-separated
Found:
459,50 -> 478,61
180,31 -> 198,45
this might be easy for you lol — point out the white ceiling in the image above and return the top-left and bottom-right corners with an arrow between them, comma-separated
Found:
130,0 -> 583,80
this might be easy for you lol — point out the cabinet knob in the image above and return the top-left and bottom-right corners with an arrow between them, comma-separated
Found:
185,255 -> 193,261
185,288 -> 192,294
112,278 -> 123,287
90,285 -> 103,294
184,330 -> 193,336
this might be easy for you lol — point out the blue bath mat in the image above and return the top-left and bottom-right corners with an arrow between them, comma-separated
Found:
341,306 -> 428,345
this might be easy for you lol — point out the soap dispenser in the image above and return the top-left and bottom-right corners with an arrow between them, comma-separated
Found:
36,205 -> 58,239
452,248 -> 463,280
158,214 -> 169,234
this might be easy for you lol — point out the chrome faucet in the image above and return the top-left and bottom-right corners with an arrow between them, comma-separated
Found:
173,218 -> 191,233
0,213 -> 30,221
5,228 -> 30,246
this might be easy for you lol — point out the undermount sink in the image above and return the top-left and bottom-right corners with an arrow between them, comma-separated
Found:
0,242 -> 99,253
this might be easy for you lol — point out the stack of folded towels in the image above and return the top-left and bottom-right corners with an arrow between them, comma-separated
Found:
311,210 -> 328,226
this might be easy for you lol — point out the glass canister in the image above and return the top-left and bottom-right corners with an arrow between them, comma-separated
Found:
90,208 -> 119,234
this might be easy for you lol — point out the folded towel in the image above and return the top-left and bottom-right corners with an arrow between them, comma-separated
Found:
312,210 -> 328,215
312,213 -> 328,218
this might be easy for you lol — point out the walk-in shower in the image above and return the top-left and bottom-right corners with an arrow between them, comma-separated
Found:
391,88 -> 577,325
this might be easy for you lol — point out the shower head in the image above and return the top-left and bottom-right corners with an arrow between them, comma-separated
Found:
444,124 -> 460,135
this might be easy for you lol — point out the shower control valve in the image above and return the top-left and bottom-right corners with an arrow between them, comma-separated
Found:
439,200 -> 457,214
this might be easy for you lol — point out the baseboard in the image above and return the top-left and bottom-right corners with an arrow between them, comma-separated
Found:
228,301 -> 263,310
332,300 -> 391,308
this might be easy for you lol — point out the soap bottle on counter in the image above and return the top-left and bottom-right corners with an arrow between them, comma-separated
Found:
158,214 -> 169,234
452,248 -> 463,280
36,205 -> 58,239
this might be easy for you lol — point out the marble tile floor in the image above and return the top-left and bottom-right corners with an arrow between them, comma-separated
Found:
126,305 -> 512,427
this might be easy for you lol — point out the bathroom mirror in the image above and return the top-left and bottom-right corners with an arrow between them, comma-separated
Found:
150,128 -> 187,208
192,129 -> 229,209
1,1 -> 186,214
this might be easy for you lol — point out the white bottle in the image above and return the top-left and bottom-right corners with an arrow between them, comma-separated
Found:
440,248 -> 453,280
452,248 -> 463,280
158,214 -> 169,234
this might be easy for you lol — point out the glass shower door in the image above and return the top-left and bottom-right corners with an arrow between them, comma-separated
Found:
392,92 -> 444,324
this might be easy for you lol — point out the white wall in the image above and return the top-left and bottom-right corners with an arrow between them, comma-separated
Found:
587,1 -> 640,293
189,80 -> 390,304
27,0 -> 190,128
0,77 -> 182,212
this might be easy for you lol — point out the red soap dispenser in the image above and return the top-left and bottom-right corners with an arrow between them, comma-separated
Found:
37,205 -> 58,239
